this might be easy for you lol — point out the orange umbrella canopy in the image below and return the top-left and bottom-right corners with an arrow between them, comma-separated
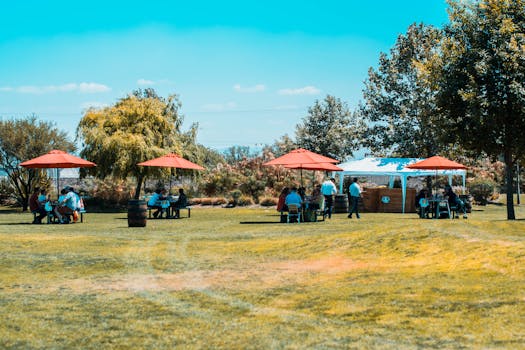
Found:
406,155 -> 466,170
284,162 -> 343,171
263,148 -> 339,167
19,150 -> 96,169
137,153 -> 204,170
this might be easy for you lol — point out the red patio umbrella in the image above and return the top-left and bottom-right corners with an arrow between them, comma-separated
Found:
138,153 -> 204,193
405,156 -> 466,170
137,153 -> 205,170
264,149 -> 340,185
20,150 -> 96,197
406,155 -> 466,194
263,148 -> 339,166
284,162 -> 343,172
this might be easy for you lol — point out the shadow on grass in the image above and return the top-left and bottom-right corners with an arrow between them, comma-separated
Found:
0,222 -> 44,226
240,221 -> 282,225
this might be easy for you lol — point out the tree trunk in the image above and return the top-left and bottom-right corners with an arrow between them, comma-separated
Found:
134,174 -> 144,200
21,199 -> 28,212
504,152 -> 516,220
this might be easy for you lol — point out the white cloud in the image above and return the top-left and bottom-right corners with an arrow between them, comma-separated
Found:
278,85 -> 321,96
137,79 -> 155,86
78,82 -> 111,93
201,102 -> 237,112
80,101 -> 108,110
0,82 -> 110,94
233,84 -> 266,93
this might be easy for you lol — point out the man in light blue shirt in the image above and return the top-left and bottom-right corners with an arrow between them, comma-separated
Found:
348,178 -> 361,219
285,188 -> 303,208
321,177 -> 337,219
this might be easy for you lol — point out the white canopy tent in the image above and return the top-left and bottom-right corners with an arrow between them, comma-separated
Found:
335,158 -> 467,213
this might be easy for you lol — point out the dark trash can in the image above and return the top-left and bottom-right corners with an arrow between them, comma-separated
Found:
334,194 -> 349,213
128,199 -> 147,227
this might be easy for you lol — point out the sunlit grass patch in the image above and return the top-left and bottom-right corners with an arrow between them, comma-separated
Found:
0,206 -> 524,348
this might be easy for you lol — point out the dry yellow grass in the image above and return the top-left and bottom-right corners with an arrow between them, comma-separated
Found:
0,204 -> 524,349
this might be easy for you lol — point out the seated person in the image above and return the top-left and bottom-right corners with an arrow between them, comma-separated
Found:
307,184 -> 323,210
148,188 -> 167,218
444,185 -> 467,218
285,187 -> 303,209
171,188 -> 188,218
415,188 -> 430,218
55,187 -> 77,224
38,189 -> 49,204
276,187 -> 290,212
298,187 -> 306,202
66,186 -> 82,222
29,187 -> 47,224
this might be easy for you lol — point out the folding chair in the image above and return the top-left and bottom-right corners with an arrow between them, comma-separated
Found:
287,204 -> 301,223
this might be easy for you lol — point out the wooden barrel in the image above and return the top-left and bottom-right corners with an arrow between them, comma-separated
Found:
128,200 -> 147,227
334,194 -> 349,213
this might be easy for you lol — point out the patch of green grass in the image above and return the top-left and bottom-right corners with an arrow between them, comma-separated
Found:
0,205 -> 524,349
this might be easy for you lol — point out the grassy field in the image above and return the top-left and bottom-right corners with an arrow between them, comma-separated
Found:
0,204 -> 524,349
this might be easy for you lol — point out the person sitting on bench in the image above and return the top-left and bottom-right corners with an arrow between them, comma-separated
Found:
444,185 -> 468,218
29,187 -> 47,224
148,188 -> 167,218
171,188 -> 188,218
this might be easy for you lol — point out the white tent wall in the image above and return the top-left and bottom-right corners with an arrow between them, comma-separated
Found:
334,158 -> 466,213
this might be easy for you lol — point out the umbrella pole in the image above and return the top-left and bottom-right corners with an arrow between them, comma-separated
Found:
56,168 -> 60,199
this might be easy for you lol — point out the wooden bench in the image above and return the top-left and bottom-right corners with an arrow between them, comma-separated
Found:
172,206 -> 191,218
148,205 -> 191,219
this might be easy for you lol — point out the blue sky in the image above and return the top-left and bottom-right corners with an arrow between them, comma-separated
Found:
0,0 -> 449,150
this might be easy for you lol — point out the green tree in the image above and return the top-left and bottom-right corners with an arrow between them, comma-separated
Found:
296,95 -> 363,161
263,134 -> 297,159
358,23 -> 446,158
432,0 -> 525,219
0,116 -> 74,211
77,88 -> 196,199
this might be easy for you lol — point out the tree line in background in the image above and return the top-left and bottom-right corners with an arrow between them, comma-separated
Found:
0,0 -> 524,219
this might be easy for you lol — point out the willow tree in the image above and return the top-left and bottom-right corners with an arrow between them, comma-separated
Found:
432,0 -> 525,220
77,89 -> 188,199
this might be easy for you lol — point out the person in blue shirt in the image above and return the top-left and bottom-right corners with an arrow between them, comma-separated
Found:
148,188 -> 167,218
321,177 -> 337,219
348,178 -> 362,219
55,187 -> 78,223
285,187 -> 303,208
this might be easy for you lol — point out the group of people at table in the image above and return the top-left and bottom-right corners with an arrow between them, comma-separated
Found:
29,186 -> 84,224
147,188 -> 188,219
415,185 -> 468,219
276,176 -> 362,222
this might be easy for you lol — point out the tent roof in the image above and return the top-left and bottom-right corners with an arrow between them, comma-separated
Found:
336,158 -> 466,177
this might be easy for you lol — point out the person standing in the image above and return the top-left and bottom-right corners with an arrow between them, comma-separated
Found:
321,177 -> 337,219
348,177 -> 361,219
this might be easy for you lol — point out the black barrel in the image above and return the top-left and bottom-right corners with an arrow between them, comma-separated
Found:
128,199 -> 147,227
334,194 -> 349,213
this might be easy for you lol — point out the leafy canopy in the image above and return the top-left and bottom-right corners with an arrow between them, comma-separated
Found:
77,89 -> 193,198
0,116 -> 74,210
432,0 -> 525,219
296,95 -> 363,161
358,23 -> 446,158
